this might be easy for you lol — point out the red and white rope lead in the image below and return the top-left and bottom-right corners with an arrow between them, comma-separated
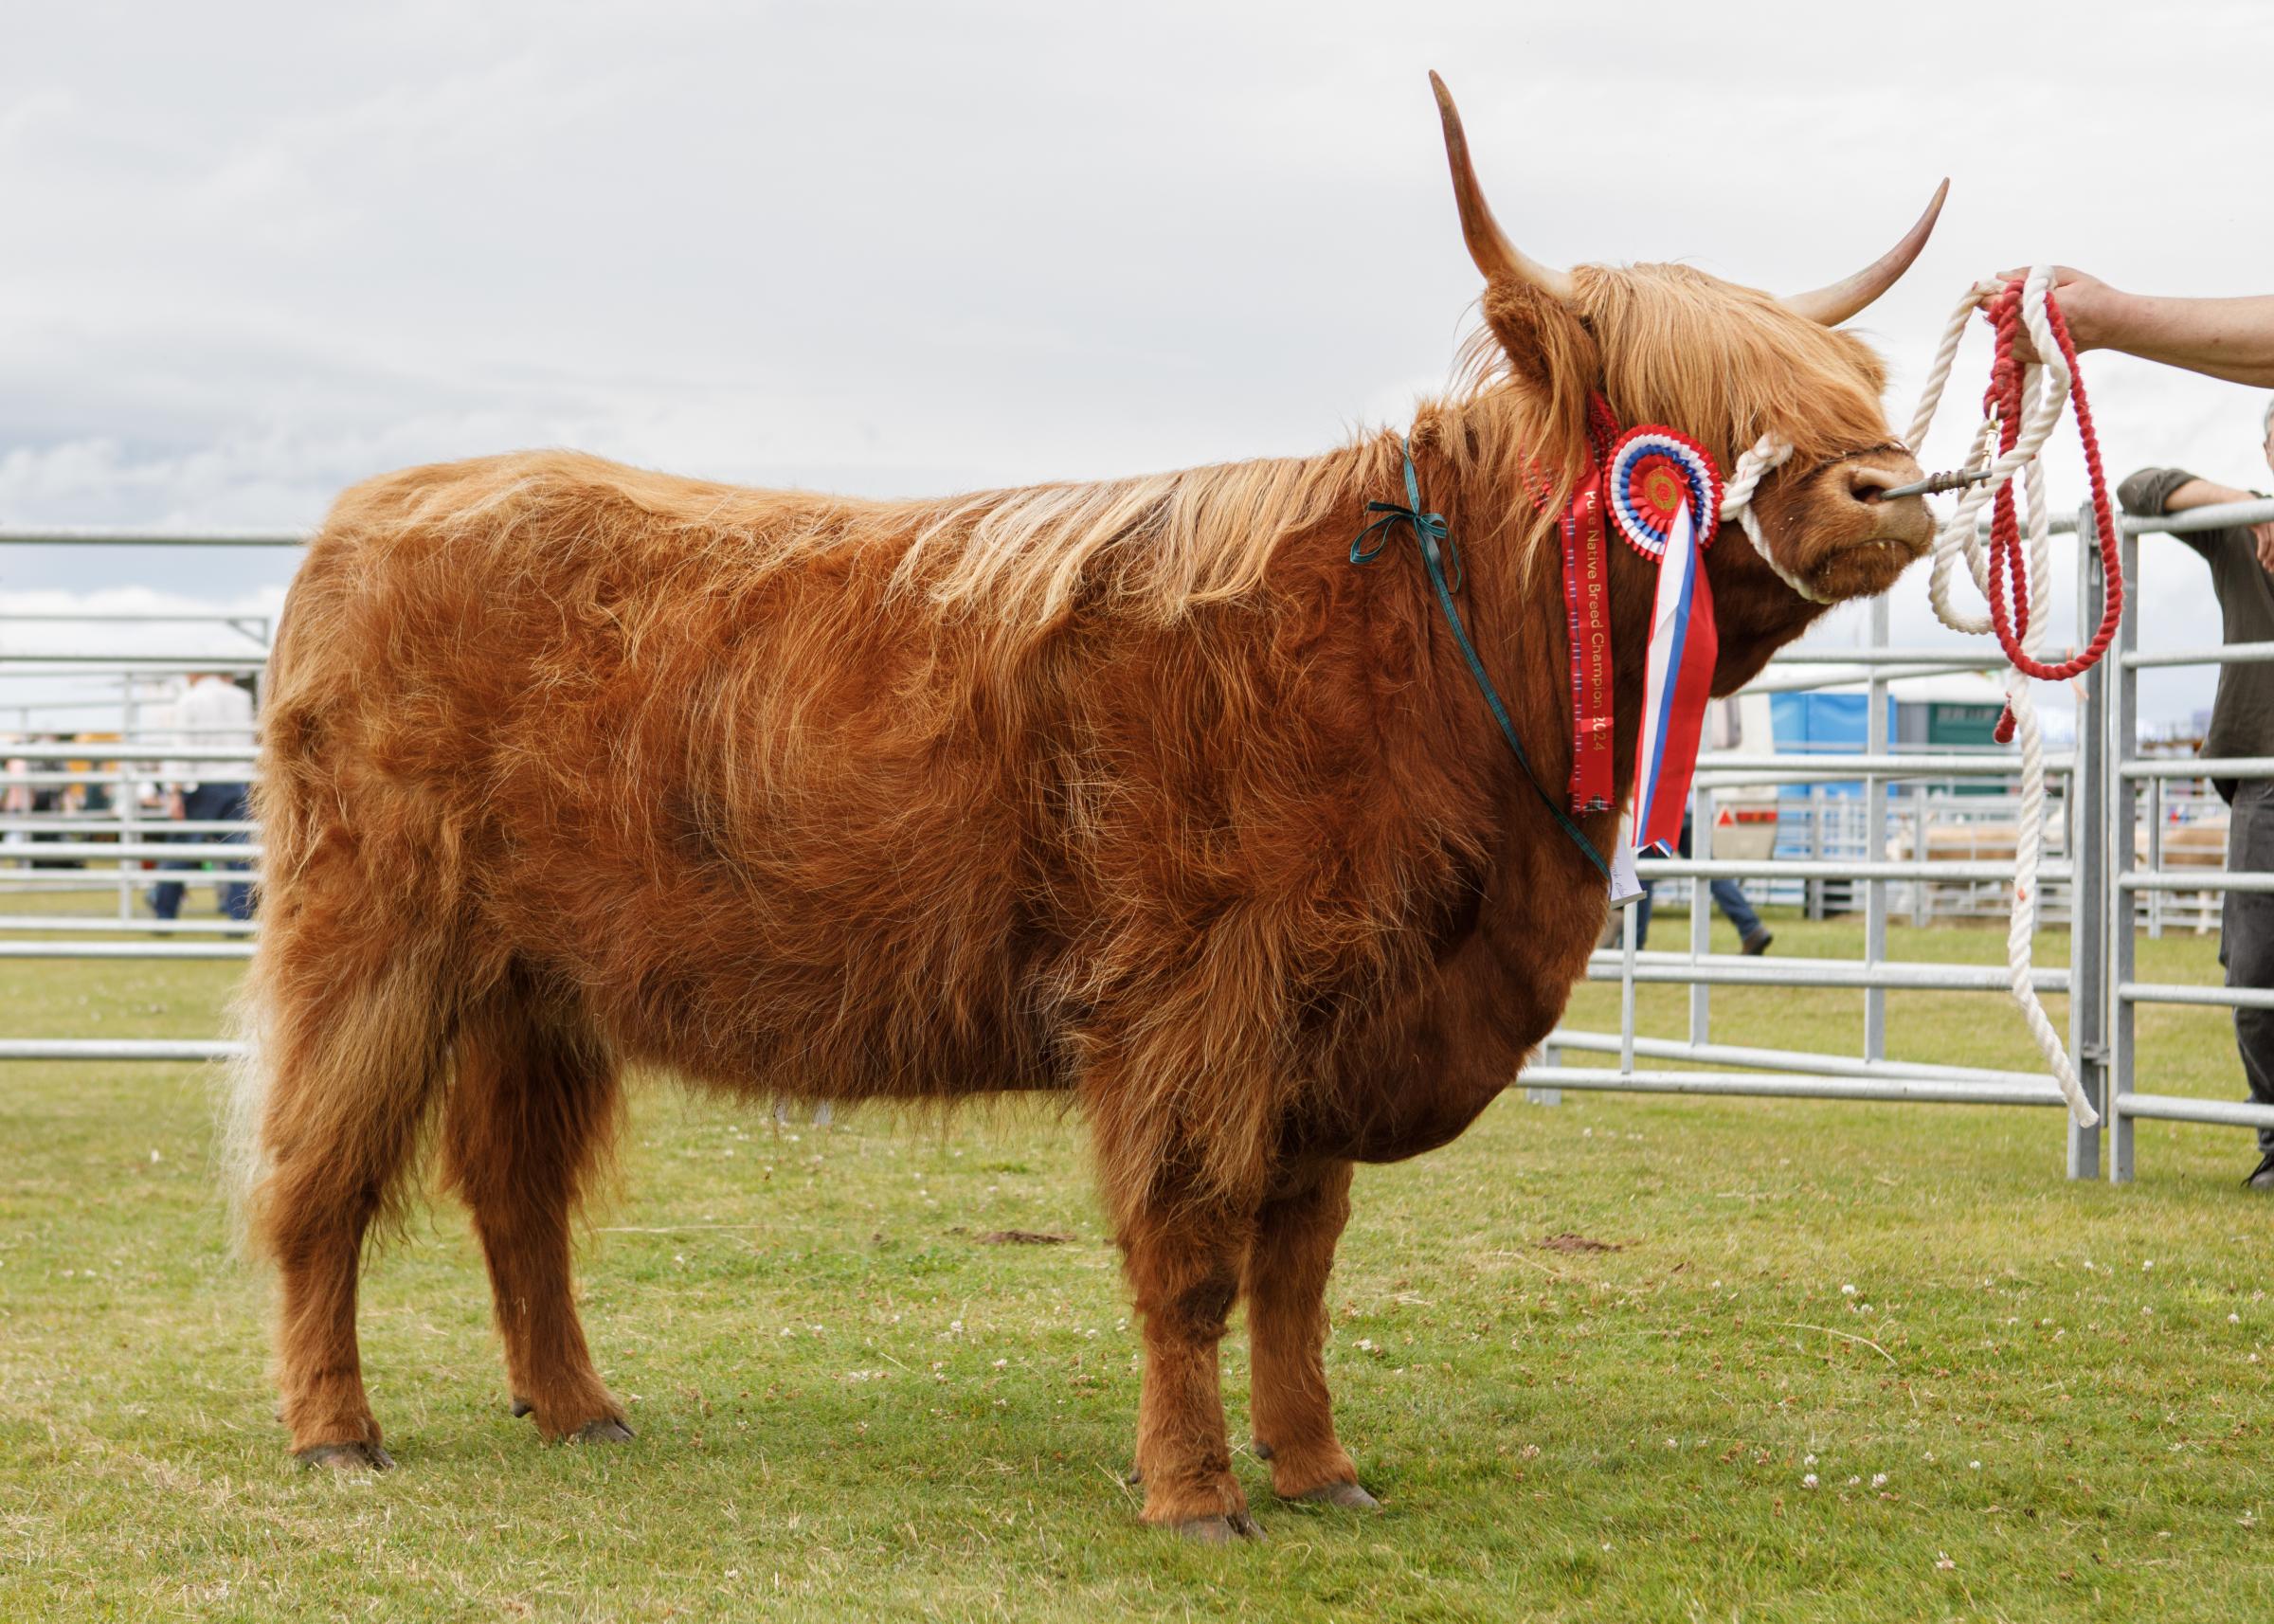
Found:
1904,266 -> 2107,1128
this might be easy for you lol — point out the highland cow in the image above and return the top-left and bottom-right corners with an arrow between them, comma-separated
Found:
231,77 -> 1941,1539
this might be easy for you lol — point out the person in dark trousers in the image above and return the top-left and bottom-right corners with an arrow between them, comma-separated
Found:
2121,406 -> 2274,1189
1633,811 -> 1774,955
152,673 -> 257,923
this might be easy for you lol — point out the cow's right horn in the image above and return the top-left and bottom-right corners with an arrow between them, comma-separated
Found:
1781,180 -> 1949,327
1429,71 -> 1574,301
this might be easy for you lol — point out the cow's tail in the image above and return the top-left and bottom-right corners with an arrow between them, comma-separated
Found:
218,971 -> 278,1257
220,886 -> 470,1262
216,569 -> 457,1258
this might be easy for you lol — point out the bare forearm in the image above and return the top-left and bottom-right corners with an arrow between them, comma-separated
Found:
2165,478 -> 2261,512
2076,290 -> 2274,387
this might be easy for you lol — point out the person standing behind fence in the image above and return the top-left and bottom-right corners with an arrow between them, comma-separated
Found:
1632,812 -> 1775,955
2119,404 -> 2274,1191
152,672 -> 257,923
2006,268 -> 2274,1188
1633,700 -> 1775,955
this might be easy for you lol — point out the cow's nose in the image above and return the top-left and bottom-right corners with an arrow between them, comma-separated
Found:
1844,461 -> 1924,508
1844,459 -> 1936,552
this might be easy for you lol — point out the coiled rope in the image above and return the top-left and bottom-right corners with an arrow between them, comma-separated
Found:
1901,267 -> 2122,1128
1655,279 -> 2114,1127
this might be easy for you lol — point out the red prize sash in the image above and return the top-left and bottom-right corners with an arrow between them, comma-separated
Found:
1560,469 -> 1615,813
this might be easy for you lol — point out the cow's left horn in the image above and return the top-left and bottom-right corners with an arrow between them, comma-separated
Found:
1429,71 -> 1574,301
1782,180 -> 1951,327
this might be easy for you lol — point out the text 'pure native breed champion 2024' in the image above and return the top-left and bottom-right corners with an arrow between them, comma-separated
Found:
228,76 -> 1940,1541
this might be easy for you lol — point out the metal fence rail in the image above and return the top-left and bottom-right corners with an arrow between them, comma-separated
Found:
1533,551 -> 2103,1172
2103,500 -> 2274,1177
3,735 -> 261,927
2,529 -> 278,990
1521,1068 -> 2069,1108
1540,493 -> 2274,1181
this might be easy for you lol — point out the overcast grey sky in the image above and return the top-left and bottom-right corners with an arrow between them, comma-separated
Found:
3,0 -> 2268,725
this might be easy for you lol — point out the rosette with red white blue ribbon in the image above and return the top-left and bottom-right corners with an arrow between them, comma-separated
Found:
1628,493 -> 1720,857
1606,427 -> 1724,564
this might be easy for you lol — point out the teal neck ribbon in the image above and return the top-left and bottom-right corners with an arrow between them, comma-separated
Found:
1349,437 -> 1611,882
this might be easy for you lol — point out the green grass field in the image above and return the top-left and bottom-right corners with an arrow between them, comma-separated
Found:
5,891 -> 2273,1621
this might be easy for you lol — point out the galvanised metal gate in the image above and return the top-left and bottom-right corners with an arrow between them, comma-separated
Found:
0,527 -> 288,1063
2104,503 -> 2274,1176
6,503 -> 2274,1182
1531,493 -> 2274,1182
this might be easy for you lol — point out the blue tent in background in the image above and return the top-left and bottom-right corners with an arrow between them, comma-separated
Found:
1768,692 -> 1895,800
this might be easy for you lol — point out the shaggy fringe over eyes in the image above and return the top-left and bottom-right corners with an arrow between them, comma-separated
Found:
1576,262 -> 1895,476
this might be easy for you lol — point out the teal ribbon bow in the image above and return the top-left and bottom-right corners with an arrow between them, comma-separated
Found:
1350,437 -> 1611,882
1350,447 -> 1463,592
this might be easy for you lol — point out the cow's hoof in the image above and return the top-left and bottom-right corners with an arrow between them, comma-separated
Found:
1291,1481 -> 1380,1510
296,1441 -> 394,1471
570,1417 -> 635,1445
1172,1510 -> 1264,1543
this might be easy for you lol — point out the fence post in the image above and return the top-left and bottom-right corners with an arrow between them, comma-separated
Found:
118,672 -> 138,922
1689,782 -> 1711,1047
1619,889 -> 1640,1077
1528,1038 -> 1562,1107
2069,501 -> 2107,1179
1912,786 -> 1931,926
1807,788 -> 1826,920
1864,596 -> 1889,1063
2145,776 -> 2162,938
2111,520 -> 2140,1181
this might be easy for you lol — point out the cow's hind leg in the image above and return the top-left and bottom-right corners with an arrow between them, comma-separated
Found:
440,977 -> 629,1445
1245,1160 -> 1375,1508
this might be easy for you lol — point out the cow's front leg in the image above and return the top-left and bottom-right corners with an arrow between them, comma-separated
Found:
1244,1159 -> 1376,1507
1117,1188 -> 1258,1540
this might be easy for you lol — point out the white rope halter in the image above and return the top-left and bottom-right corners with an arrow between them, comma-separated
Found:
1718,436 -> 1823,602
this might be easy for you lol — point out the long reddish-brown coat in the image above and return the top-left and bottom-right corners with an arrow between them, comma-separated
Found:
235,252 -> 1930,1532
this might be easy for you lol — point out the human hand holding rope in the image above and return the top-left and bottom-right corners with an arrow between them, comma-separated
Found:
1997,264 -> 2274,388
1995,266 -> 2120,358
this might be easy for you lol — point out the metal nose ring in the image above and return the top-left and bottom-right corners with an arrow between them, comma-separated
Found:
1878,467 -> 1994,501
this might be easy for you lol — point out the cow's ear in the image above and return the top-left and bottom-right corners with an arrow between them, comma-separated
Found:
1479,278 -> 1599,460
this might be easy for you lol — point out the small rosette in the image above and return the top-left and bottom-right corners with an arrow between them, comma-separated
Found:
1606,427 -> 1723,563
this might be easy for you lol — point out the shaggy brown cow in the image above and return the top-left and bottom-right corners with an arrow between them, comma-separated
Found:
230,77 -> 1940,1540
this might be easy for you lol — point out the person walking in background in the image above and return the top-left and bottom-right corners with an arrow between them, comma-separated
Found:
18,734 -> 86,870
1633,699 -> 1774,955
1633,811 -> 1774,955
2120,402 -> 2274,1190
152,672 -> 257,922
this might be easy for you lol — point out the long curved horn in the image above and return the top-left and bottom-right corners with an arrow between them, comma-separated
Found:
1782,180 -> 1950,327
1429,71 -> 1574,300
